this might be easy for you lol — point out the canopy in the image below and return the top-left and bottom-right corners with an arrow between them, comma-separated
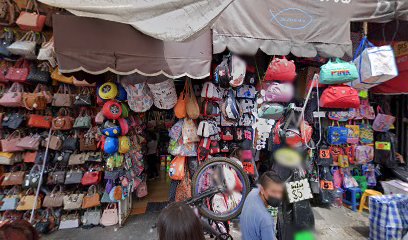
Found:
39,0 -> 234,41
212,0 -> 402,57
53,14 -> 212,79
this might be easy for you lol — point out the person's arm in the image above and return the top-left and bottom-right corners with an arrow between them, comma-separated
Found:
260,220 -> 275,240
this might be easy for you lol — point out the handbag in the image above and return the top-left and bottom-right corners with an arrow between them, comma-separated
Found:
59,213 -> 79,229
42,134 -> 62,150
319,58 -> 358,84
0,31 -> 14,57
73,109 -> 92,129
26,63 -> 51,84
81,170 -> 101,186
74,87 -> 93,106
1,131 -> 24,152
82,209 -> 101,226
80,129 -> 97,151
147,79 -> 177,110
52,84 -> 72,107
372,106 -> 396,132
359,122 -> 374,144
263,82 -> 294,103
258,103 -> 285,120
320,85 -> 360,109
68,153 -> 87,165
46,167 -> 65,185
63,192 -> 84,210
265,56 -> 296,81
62,136 -> 78,152
0,152 -> 20,165
355,145 -> 374,164
82,185 -> 100,209
22,85 -> 49,111
1,164 -> 25,186
37,36 -> 56,67
17,134 -> 41,150
27,113 -> 52,129
2,111 -> 25,129
5,59 -> 30,83
52,108 -> 74,131
43,186 -> 64,208
0,82 -> 24,107
100,203 -> 118,226
16,189 -> 41,211
51,68 -> 74,84
169,156 -> 185,180
327,123 -> 348,145
123,82 -> 153,112
0,188 -> 20,211
175,169 -> 192,202
7,31 -> 37,59
351,37 -> 398,90
185,79 -> 200,119
174,81 -> 187,119
182,118 -> 199,143
64,169 -> 83,185
16,0 -> 46,32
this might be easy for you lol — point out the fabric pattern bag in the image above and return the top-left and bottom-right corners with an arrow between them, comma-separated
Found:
82,209 -> 101,226
262,82 -> 294,103
182,118 -> 199,143
100,204 -> 119,226
147,79 -> 177,110
179,142 -> 198,157
236,85 -> 257,99
372,107 -> 396,132
355,145 -> 374,164
320,85 -> 360,108
319,58 -> 358,84
359,122 -> 374,144
123,82 -> 153,112
175,169 -> 192,202
327,124 -> 348,145
63,193 -> 84,210
369,195 -> 408,240
185,79 -> 200,119
201,81 -> 223,100
0,82 -> 24,107
43,186 -> 64,208
352,37 -> 398,90
82,185 -> 100,209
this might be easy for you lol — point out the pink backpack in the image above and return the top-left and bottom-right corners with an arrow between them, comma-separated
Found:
262,82 -> 294,103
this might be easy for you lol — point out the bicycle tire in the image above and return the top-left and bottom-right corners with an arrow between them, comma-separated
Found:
192,157 -> 250,222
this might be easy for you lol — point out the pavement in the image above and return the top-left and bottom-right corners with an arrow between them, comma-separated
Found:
43,207 -> 369,240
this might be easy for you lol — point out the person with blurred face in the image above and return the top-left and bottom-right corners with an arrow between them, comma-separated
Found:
240,171 -> 285,240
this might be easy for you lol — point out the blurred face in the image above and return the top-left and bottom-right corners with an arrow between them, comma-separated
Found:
260,181 -> 284,207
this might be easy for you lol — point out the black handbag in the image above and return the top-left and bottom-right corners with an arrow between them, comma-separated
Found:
27,64 -> 51,84
47,170 -> 66,185
23,165 -> 43,188
74,88 -> 93,106
53,151 -> 71,164
62,137 -> 78,153
35,150 -> 54,165
2,112 -> 25,129
0,31 -> 14,57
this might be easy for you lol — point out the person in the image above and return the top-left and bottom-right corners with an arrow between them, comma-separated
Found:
146,132 -> 159,179
0,220 -> 40,240
240,171 -> 285,240
157,202 -> 205,240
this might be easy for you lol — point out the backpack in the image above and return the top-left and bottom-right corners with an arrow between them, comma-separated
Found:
200,100 -> 220,117
214,57 -> 230,88
197,120 -> 218,138
375,132 -> 397,168
201,82 -> 222,100
221,89 -> 242,122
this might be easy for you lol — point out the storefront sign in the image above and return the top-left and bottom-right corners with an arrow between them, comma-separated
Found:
286,179 -> 313,203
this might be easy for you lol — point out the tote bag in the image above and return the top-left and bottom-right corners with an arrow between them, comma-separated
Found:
123,82 -> 153,112
147,79 -> 177,110
372,107 -> 396,132
351,37 -> 398,90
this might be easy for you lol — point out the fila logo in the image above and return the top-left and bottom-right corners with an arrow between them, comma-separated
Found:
331,70 -> 351,76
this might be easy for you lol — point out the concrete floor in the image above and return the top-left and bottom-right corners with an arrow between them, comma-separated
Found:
43,206 -> 369,240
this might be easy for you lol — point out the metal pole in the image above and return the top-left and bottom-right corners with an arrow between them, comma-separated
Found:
30,128 -> 53,224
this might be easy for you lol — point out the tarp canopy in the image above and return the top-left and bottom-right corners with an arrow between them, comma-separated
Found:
52,14 -> 212,79
212,0 -> 405,57
39,0 -> 234,41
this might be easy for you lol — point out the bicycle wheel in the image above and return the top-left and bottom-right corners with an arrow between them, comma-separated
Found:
192,157 -> 250,222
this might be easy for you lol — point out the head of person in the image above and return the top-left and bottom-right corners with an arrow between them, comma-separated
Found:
157,202 -> 205,240
0,220 -> 39,240
258,171 -> 285,207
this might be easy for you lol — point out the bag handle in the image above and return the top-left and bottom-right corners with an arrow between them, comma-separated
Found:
88,185 -> 97,196
6,130 -> 21,140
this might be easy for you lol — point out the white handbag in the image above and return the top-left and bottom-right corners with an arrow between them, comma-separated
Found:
63,193 -> 84,210
201,82 -> 223,100
229,55 -> 246,87
147,79 -> 177,110
100,203 -> 119,226
37,36 -> 57,67
59,213 -> 80,229
351,37 -> 398,90
82,209 -> 101,226
7,31 -> 37,59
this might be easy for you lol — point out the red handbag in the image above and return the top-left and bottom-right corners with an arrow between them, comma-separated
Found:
5,60 -> 30,83
52,108 -> 74,131
264,56 -> 296,82
81,171 -> 102,186
23,151 -> 37,163
320,85 -> 360,109
27,114 -> 52,129
16,0 -> 46,32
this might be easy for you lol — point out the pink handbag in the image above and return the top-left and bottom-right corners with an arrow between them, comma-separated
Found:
0,83 -> 24,107
100,203 -> 118,226
17,134 -> 41,151
1,131 -> 24,152
263,82 -> 294,103
372,106 -> 395,132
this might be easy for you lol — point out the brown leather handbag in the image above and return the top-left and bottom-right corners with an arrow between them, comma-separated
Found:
42,134 -> 63,151
81,185 -> 100,209
22,84 -> 49,110
43,186 -> 64,208
1,164 -> 25,186
52,84 -> 73,107
52,108 -> 74,131
79,129 -> 97,151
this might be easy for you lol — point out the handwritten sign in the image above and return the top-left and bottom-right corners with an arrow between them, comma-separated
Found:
286,179 -> 313,203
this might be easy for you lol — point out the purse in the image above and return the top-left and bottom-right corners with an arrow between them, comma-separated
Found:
100,203 -> 119,226
63,192 -> 84,210
372,106 -> 396,132
0,82 -> 24,107
59,213 -> 79,229
185,79 -> 200,119
73,109 -> 92,129
320,85 -> 360,109
62,136 -> 78,153
52,84 -> 73,107
52,108 -> 74,131
1,164 -> 25,186
37,36 -> 56,67
17,133 -> 41,150
22,85 -> 49,111
359,122 -> 374,144
81,170 -> 101,186
27,113 -> 52,129
73,78 -> 96,87
345,122 -> 360,144
263,82 -> 294,103
26,62 -> 51,84
2,111 -> 25,129
68,153 -> 87,165
51,68 -> 74,84
319,58 -> 358,84
7,31 -> 37,59
46,169 -> 65,185
16,0 -> 46,32
86,152 -> 102,162
0,187 -> 20,211
22,164 -> 42,188
16,189 -> 41,211
80,129 -> 97,151
74,87 -> 93,106
82,209 -> 101,226
42,134 -> 62,150
81,185 -> 100,209
0,151 -> 21,165
43,186 -> 64,208
64,169 -> 84,185
264,56 -> 296,82
1,131 -> 24,152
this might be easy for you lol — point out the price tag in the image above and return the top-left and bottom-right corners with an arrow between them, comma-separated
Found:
286,179 -> 313,203
319,149 -> 330,159
242,160 -> 255,175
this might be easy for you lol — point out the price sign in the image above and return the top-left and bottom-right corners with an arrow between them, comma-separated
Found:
319,149 -> 330,159
286,179 -> 313,203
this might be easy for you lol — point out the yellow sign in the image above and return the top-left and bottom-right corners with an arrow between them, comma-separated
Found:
394,42 -> 408,57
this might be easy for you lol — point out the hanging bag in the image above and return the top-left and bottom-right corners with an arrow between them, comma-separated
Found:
63,192 -> 84,210
319,58 -> 358,84
327,122 -> 348,145
82,185 -> 100,209
1,164 -> 25,186
5,59 -> 30,83
320,85 -> 360,109
182,118 -> 199,143
22,84 -> 49,110
169,156 -> 185,180
264,56 -> 296,82
0,82 -> 24,107
100,203 -> 118,226
1,131 -> 24,152
123,82 -> 153,112
345,120 -> 360,144
359,121 -> 374,144
73,108 -> 92,129
355,145 -> 374,164
51,68 -> 74,84
27,62 -> 51,84
52,108 -> 74,130
52,84 -> 73,107
147,79 -> 177,110
43,186 -> 64,208
174,80 -> 187,119
7,31 -> 37,58
262,82 -> 294,103
16,0 -> 46,32
16,189 -> 41,211
175,168 -> 192,202
186,79 -> 200,119
74,87 -> 93,106
372,106 -> 395,132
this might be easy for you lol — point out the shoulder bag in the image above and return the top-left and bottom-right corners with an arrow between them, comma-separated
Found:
68,152 -> 86,166
43,185 -> 64,208
0,151 -> 20,165
174,81 -> 187,119
16,189 -> 41,211
1,164 -> 25,186
0,82 -> 24,107
320,85 -> 360,109
28,113 -> 52,129
0,187 -> 20,211
22,164 -> 42,188
63,192 -> 84,210
52,84 -> 72,107
81,169 -> 101,186
319,58 -> 358,84
81,185 -> 100,209
124,82 -> 153,113
263,82 -> 294,103
100,203 -> 118,226
372,106 -> 396,132
27,62 -> 51,84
